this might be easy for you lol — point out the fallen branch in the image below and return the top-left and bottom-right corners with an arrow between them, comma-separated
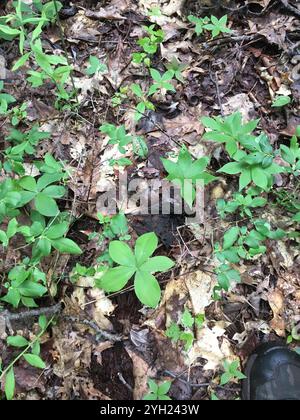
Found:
1,302 -> 62,322
63,315 -> 124,342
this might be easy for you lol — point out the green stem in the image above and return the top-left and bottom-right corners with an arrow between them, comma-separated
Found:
0,316 -> 54,381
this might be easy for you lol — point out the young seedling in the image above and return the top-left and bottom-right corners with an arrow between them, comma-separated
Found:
220,360 -> 246,385
143,379 -> 172,400
148,68 -> 175,95
86,56 -> 108,76
203,15 -> 232,38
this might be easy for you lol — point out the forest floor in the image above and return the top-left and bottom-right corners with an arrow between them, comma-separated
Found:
0,0 -> 299,400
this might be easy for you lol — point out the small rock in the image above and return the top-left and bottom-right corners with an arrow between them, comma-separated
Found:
0,55 -> 7,80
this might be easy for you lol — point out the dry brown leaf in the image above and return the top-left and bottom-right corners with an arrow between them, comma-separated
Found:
126,348 -> 156,400
268,289 -> 286,337
188,321 -> 237,370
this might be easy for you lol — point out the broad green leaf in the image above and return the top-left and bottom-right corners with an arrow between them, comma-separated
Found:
140,256 -> 174,273
223,227 -> 240,249
135,232 -> 158,266
99,266 -> 135,292
35,193 -> 59,217
5,368 -> 15,400
23,353 -> 46,369
46,222 -> 69,239
251,166 -> 268,190
19,176 -> 37,192
36,237 -> 51,256
158,381 -> 172,395
51,238 -> 82,254
109,241 -> 136,267
272,96 -> 291,107
7,335 -> 29,348
134,271 -> 161,308
42,185 -> 65,198
148,379 -> 159,394
6,218 -> 18,239
219,162 -> 242,175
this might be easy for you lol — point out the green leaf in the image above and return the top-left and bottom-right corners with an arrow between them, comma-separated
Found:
7,335 -> 29,348
46,222 -> 69,239
134,271 -> 161,308
223,227 -> 240,249
148,379 -> 159,394
251,166 -> 268,190
219,162 -> 242,175
140,256 -> 174,273
5,368 -> 15,400
51,238 -> 82,254
6,218 -> 18,239
99,266 -> 135,292
12,52 -> 31,71
42,185 -> 65,198
19,176 -> 37,192
36,237 -> 51,256
181,309 -> 194,328
166,323 -> 181,342
34,193 -> 59,217
239,169 -> 251,191
135,232 -> 158,266
272,96 -> 291,107
158,381 -> 172,395
23,353 -> 46,369
109,241 -> 136,267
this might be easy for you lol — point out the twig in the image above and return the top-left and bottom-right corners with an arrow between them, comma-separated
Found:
63,315 -> 124,342
1,302 -> 62,322
201,34 -> 265,49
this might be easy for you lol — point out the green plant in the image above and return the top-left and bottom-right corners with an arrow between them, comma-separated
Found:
10,102 -> 27,126
97,232 -> 174,307
166,309 -> 205,351
213,221 -> 285,293
280,133 -> 300,176
203,15 -> 232,38
188,15 -> 231,38
217,193 -> 267,218
148,68 -> 175,95
0,315 -> 53,400
131,83 -> 155,121
3,125 -> 51,174
219,145 -> 283,191
188,15 -> 210,35
143,379 -> 172,400
0,81 -> 16,114
220,360 -> 246,385
86,56 -> 108,76
165,58 -> 186,83
133,24 -> 165,66
70,263 -> 96,284
202,112 -> 260,156
100,123 -> 133,154
111,86 -> 128,108
161,145 -> 217,207
0,0 -> 62,54
96,212 -> 131,242
272,95 -> 291,107
287,324 -> 300,344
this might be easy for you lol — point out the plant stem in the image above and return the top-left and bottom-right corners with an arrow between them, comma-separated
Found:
0,316 -> 55,381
